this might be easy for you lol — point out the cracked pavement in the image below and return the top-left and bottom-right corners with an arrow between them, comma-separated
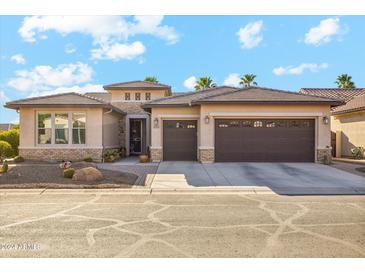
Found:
0,191 -> 364,257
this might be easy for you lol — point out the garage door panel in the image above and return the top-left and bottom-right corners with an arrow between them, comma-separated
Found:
215,119 -> 314,162
163,120 -> 197,161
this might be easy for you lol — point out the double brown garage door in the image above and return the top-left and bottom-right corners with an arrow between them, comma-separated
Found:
215,119 -> 315,162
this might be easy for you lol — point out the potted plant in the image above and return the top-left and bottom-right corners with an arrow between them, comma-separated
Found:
139,154 -> 149,163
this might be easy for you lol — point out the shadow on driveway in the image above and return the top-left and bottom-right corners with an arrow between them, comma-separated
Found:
153,162 -> 365,195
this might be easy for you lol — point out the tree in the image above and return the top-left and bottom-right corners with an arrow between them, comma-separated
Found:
194,77 -> 217,91
239,74 -> 258,87
335,74 -> 356,88
144,77 -> 159,83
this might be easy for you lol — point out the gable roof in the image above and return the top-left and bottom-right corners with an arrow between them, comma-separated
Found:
143,86 -> 239,107
299,88 -> 365,102
4,92 -> 125,114
144,86 -> 342,108
103,80 -> 171,91
192,87 -> 342,106
332,94 -> 365,115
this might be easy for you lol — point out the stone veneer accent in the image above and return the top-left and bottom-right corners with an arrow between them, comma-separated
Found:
317,148 -> 332,164
19,148 -> 103,162
150,148 -> 162,162
199,148 -> 215,163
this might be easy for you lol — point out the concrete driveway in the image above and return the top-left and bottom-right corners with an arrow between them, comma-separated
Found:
152,162 -> 365,195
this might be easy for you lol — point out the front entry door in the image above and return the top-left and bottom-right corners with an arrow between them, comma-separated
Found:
130,119 -> 142,154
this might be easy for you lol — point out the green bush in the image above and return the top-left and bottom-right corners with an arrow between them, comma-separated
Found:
14,155 -> 25,163
0,129 -> 19,156
83,156 -> 93,162
63,168 -> 75,178
0,160 -> 8,173
0,141 -> 13,160
103,149 -> 121,162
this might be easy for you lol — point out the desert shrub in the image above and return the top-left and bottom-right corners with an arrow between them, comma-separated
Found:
0,140 -> 13,160
0,160 -> 8,173
0,129 -> 19,156
14,155 -> 25,163
63,168 -> 75,178
351,147 -> 365,159
103,149 -> 121,162
83,156 -> 93,162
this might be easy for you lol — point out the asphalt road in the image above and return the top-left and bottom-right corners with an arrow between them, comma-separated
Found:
1,190 -> 365,257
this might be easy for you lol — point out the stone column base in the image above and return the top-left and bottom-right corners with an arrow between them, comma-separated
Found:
150,148 -> 162,162
317,148 -> 332,164
199,148 -> 215,163
19,148 -> 103,162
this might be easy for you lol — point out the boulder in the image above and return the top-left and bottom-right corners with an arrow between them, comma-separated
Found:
72,167 -> 103,182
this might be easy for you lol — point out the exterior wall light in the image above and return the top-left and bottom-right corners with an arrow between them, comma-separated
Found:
153,117 -> 159,128
322,116 -> 330,125
204,115 -> 210,124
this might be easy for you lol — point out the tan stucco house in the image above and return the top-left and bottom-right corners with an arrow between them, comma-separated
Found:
300,88 -> 365,158
5,81 -> 341,163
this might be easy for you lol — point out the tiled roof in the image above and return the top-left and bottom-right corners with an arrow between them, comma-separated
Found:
144,86 -> 341,107
4,92 -> 125,114
110,102 -> 148,115
143,86 -> 238,107
193,87 -> 342,105
103,80 -> 171,90
299,88 -> 365,102
0,124 -> 15,131
84,92 -> 111,102
332,94 -> 365,115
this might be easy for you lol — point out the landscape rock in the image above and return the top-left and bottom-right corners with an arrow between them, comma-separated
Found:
72,167 -> 103,182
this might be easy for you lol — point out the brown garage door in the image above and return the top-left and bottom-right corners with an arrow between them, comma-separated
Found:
163,120 -> 197,161
215,119 -> 315,162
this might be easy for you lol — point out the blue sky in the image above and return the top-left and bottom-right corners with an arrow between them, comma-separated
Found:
0,15 -> 364,123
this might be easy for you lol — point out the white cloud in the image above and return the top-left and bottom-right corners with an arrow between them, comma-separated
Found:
7,62 -> 93,92
183,76 -> 197,90
10,54 -> 26,64
0,90 -> 9,103
28,84 -> 104,98
18,16 -> 179,61
65,43 -> 77,54
236,20 -> 263,49
304,17 -> 345,46
273,63 -> 329,76
90,41 -> 145,61
223,73 -> 241,87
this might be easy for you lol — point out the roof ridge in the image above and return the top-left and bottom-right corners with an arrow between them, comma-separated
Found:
5,92 -> 78,104
301,88 -> 365,90
79,92 -> 109,103
103,80 -> 171,88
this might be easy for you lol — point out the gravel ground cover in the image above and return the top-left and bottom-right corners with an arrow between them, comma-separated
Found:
0,162 -> 138,188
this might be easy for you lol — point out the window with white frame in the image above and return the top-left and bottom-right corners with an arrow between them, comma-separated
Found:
72,113 -> 86,144
38,113 -> 52,144
37,112 -> 86,145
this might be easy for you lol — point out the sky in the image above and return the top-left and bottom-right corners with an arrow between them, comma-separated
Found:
0,15 -> 364,123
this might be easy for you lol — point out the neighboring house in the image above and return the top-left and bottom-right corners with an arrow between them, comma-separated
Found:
0,123 -> 16,131
5,81 -> 171,161
4,82 -> 340,163
144,86 -> 340,163
300,88 -> 365,158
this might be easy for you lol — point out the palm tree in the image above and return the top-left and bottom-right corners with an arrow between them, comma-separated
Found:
239,74 -> 258,87
144,76 -> 159,83
194,77 -> 217,91
335,74 -> 356,88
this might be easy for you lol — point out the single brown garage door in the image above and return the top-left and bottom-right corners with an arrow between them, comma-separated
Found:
215,119 -> 315,162
163,120 -> 197,161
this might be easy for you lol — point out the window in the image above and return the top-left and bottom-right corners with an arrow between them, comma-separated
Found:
55,113 -> 69,144
125,93 -> 130,101
145,92 -> 151,100
72,113 -> 86,144
38,113 -> 52,144
135,93 -> 141,101
253,121 -> 263,128
241,120 -> 252,127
